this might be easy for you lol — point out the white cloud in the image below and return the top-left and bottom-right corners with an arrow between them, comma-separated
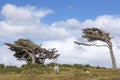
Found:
42,15 -> 120,68
0,46 -> 26,67
1,4 -> 54,25
42,37 -> 113,67
2,4 -> 31,20
0,4 -> 70,40
0,4 -> 120,68
93,15 -> 120,37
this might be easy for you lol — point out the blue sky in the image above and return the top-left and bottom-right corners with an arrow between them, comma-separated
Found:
0,0 -> 120,68
0,0 -> 120,23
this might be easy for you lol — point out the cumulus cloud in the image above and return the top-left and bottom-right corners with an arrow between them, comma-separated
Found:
0,46 -> 26,67
39,15 -> 120,68
42,37 -> 115,68
1,3 -> 54,25
0,4 -> 120,68
0,4 -> 70,41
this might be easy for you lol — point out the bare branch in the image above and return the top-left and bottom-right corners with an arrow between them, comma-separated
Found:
74,41 -> 108,47
5,43 -> 30,51
4,39 -> 60,64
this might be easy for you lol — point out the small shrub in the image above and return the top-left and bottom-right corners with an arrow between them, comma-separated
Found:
5,66 -> 21,74
61,67 -> 70,72
84,64 -> 91,68
74,64 -> 84,69
61,64 -> 73,67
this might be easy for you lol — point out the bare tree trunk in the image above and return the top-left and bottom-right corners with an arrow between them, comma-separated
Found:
100,29 -> 117,69
31,54 -> 36,64
24,49 -> 36,64
74,41 -> 117,69
107,42 -> 117,69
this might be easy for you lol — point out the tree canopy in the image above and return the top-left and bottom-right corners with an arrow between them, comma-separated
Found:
82,28 -> 111,42
5,39 -> 60,64
74,27 -> 116,69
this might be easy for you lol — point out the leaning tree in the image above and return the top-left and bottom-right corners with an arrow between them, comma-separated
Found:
5,39 -> 60,64
74,27 -> 116,69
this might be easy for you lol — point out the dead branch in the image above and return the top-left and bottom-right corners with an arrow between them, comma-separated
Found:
74,41 -> 108,47
5,43 -> 31,51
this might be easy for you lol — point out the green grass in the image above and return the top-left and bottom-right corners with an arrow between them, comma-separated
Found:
0,64 -> 120,80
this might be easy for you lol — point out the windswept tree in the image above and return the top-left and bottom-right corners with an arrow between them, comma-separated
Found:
74,28 -> 116,69
5,39 -> 60,64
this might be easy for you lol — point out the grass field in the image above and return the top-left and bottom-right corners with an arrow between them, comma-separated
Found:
0,64 -> 120,80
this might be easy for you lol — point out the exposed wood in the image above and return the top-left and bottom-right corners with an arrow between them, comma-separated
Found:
5,39 -> 60,64
100,29 -> 116,69
74,41 -> 108,47
75,28 -> 117,69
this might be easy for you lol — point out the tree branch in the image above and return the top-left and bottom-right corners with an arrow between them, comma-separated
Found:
74,41 -> 108,47
5,43 -> 30,51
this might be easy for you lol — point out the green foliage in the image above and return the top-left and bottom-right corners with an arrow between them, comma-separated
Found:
21,68 -> 44,75
0,64 -> 5,74
82,28 -> 111,42
73,64 -> 84,69
5,39 -> 60,64
61,64 -> 73,67
96,66 -> 106,69
21,63 -> 51,75
60,67 -> 70,72
96,65 -> 100,69
74,71 -> 90,77
0,63 -> 120,80
5,66 -> 21,74
84,64 -> 91,68
0,64 -> 5,69
15,39 -> 38,49
46,62 -> 55,67
21,63 -> 45,69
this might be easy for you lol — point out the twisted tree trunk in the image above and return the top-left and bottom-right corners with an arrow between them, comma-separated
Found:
23,49 -> 36,64
74,41 -> 117,69
107,42 -> 116,69
30,54 -> 36,64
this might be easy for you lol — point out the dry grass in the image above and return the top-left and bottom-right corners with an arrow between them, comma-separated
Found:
0,67 -> 120,80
